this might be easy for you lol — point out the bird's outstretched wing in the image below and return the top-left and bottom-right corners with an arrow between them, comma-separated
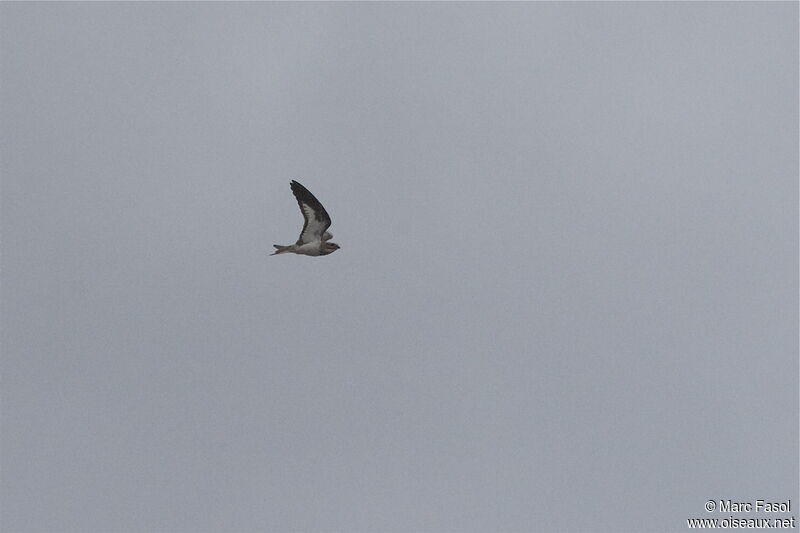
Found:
291,180 -> 332,245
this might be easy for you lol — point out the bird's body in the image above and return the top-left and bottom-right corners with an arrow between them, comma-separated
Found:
272,241 -> 337,257
272,181 -> 340,257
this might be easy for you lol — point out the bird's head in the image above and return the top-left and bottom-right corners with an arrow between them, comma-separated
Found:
321,242 -> 340,255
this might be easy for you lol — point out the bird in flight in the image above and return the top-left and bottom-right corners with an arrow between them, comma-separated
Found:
272,180 -> 340,256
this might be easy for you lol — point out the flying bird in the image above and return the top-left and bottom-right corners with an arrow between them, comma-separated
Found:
272,180 -> 340,256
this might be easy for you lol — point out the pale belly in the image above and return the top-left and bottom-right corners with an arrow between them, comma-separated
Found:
294,242 -> 322,256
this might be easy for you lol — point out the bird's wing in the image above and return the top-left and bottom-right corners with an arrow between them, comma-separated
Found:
290,180 -> 332,245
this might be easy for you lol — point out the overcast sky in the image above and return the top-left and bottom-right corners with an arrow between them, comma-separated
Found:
1,3 -> 797,532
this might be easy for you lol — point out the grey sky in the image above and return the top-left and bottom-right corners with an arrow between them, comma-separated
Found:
1,3 -> 797,532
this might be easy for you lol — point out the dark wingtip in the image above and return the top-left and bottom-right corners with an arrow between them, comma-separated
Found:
290,180 -> 315,200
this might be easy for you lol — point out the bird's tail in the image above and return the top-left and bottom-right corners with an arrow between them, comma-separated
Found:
271,244 -> 290,256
